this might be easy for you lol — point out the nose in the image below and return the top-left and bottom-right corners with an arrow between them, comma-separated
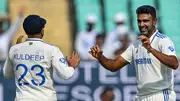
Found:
139,21 -> 144,27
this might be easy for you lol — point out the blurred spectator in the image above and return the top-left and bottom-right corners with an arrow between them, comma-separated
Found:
75,14 -> 98,60
103,12 -> 137,59
100,87 -> 115,101
103,12 -> 128,59
0,7 -> 25,62
114,33 -> 130,58
96,33 -> 105,49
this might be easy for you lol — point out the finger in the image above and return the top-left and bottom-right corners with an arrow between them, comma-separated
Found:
138,36 -> 148,42
89,51 -> 93,55
95,45 -> 102,52
72,50 -> 76,57
94,45 -> 99,51
91,47 -> 97,57
91,46 -> 97,54
89,51 -> 92,54
77,56 -> 80,63
89,51 -> 95,57
138,35 -> 147,40
74,51 -> 79,58
143,41 -> 150,44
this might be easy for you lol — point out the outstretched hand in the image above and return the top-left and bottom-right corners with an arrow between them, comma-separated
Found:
67,51 -> 80,69
89,45 -> 103,60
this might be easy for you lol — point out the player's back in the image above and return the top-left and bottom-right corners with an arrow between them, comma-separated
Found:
10,38 -> 57,101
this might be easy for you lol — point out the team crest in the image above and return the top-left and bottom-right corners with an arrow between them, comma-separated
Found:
168,46 -> 174,52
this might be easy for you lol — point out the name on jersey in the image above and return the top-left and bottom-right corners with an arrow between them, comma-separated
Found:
135,58 -> 152,64
14,54 -> 44,61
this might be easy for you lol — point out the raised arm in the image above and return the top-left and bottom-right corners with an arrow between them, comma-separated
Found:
5,7 -> 25,38
3,52 -> 14,79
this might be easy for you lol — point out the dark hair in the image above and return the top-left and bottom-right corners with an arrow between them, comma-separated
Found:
23,15 -> 46,35
136,5 -> 156,19
96,33 -> 105,39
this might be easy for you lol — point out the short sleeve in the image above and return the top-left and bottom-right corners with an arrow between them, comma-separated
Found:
160,38 -> 176,56
51,47 -> 75,79
121,44 -> 133,63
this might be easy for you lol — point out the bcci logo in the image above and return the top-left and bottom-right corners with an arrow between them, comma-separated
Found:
168,46 -> 174,52
59,58 -> 68,65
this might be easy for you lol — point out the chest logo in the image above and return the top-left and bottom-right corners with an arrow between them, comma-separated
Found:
168,46 -> 174,52
135,58 -> 152,64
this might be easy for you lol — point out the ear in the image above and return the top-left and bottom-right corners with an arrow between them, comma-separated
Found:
153,18 -> 157,26
41,28 -> 44,33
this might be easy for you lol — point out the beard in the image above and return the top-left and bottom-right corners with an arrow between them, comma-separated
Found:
139,26 -> 154,36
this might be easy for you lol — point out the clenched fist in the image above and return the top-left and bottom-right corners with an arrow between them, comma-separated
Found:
138,35 -> 153,52
89,45 -> 103,60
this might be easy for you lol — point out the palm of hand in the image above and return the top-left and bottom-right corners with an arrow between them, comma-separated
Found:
67,51 -> 80,68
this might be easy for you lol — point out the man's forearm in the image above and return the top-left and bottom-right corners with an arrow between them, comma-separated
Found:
98,54 -> 127,72
150,48 -> 179,69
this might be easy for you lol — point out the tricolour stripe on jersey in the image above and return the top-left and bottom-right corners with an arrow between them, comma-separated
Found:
150,32 -> 157,44
163,89 -> 169,101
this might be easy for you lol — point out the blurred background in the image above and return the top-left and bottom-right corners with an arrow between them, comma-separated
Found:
0,0 -> 180,101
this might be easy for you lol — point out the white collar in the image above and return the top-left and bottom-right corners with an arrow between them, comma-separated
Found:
26,38 -> 43,42
149,30 -> 158,44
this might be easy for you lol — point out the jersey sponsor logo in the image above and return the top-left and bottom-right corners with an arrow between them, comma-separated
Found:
135,58 -> 152,64
168,46 -> 174,52
59,58 -> 68,65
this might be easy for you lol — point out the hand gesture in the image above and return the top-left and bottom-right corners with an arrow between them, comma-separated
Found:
16,35 -> 24,44
67,51 -> 80,69
138,35 -> 152,52
89,45 -> 103,60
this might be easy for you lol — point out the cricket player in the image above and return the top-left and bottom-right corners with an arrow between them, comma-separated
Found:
89,5 -> 179,101
3,15 -> 80,101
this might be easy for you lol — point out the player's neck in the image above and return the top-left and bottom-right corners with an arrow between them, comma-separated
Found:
28,33 -> 43,39
148,28 -> 156,38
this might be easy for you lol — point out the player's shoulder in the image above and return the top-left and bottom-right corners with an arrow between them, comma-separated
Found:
10,42 -> 24,51
43,42 -> 59,49
155,32 -> 170,40
154,32 -> 174,47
